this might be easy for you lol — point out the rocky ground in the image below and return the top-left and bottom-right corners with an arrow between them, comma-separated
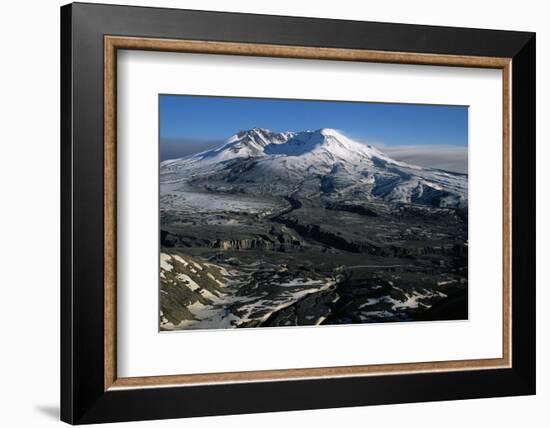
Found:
160,193 -> 468,331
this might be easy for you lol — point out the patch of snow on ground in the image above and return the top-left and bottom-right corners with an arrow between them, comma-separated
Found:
160,253 -> 173,272
437,280 -> 457,286
173,255 -> 188,266
275,278 -> 327,287
358,298 -> 382,309
176,273 -> 200,291
389,291 -> 428,310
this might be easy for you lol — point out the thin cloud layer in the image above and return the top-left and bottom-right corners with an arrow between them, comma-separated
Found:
375,144 -> 468,174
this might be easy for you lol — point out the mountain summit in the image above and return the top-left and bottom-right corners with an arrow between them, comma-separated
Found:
161,128 -> 467,208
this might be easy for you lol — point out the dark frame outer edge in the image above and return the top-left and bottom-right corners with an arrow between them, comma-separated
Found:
60,2 -> 536,424
60,4 -> 74,425
510,34 -> 536,390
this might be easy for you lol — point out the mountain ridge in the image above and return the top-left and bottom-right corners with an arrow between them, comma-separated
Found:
161,128 -> 467,209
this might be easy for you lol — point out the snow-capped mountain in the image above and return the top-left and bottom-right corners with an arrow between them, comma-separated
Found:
161,128 -> 467,208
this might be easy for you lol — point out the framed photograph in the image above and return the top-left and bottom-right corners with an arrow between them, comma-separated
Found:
61,2 -> 535,424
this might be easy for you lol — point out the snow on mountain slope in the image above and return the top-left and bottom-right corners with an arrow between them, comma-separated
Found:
161,128 -> 293,167
160,128 -> 467,208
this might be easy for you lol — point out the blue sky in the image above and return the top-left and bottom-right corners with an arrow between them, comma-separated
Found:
159,95 -> 468,172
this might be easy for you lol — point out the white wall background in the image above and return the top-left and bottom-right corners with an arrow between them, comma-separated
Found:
0,0 -> 546,426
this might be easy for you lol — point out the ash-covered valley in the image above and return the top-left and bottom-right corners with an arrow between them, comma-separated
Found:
159,128 -> 468,331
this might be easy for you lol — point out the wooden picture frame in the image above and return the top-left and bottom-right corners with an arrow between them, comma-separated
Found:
61,2 -> 535,424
